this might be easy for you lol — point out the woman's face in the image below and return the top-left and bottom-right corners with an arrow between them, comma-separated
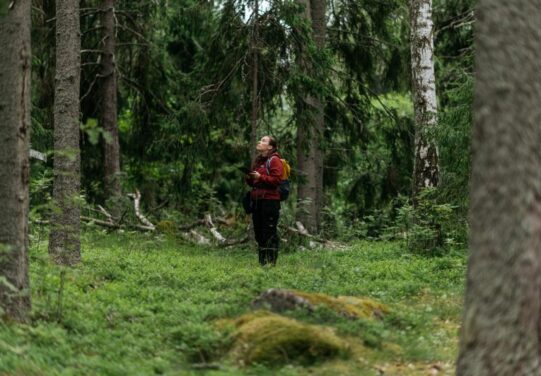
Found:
256,136 -> 273,155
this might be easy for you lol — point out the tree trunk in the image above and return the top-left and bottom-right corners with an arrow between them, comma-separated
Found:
295,0 -> 326,234
457,2 -> 541,374
311,0 -> 326,233
250,0 -> 259,163
410,0 -> 438,198
100,0 -> 121,208
49,0 -> 81,266
0,0 -> 32,321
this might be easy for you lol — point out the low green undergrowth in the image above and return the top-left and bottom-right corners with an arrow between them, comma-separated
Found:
0,230 -> 466,375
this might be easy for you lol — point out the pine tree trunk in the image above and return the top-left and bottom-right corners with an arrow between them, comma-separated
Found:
33,0 -> 56,134
250,0 -> 259,163
100,0 -> 121,207
311,0 -> 326,233
295,0 -> 326,234
457,2 -> 541,374
410,0 -> 438,198
49,0 -> 81,266
0,0 -> 32,321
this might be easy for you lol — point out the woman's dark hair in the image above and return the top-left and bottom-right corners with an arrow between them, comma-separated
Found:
266,135 -> 277,151
253,136 -> 277,167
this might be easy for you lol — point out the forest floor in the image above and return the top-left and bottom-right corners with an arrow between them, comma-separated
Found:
0,230 -> 465,375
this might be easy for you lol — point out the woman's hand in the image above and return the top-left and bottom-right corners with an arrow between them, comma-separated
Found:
249,171 -> 261,181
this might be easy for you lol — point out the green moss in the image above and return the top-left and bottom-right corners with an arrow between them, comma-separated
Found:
155,220 -> 176,235
291,290 -> 389,319
229,311 -> 349,366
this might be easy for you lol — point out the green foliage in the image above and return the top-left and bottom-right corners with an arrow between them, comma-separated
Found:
1,232 -> 465,374
28,0 -> 473,250
81,118 -> 112,146
387,190 -> 466,255
434,0 -> 474,216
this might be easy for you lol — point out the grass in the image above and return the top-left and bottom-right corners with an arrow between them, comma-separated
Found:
0,229 -> 466,375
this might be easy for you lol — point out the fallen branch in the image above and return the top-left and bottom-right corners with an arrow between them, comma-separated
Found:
127,189 -> 155,231
178,219 -> 206,231
98,205 -> 114,224
81,215 -> 153,231
204,214 -> 226,243
81,215 -> 119,229
287,226 -> 313,238
222,235 -> 250,247
284,222 -> 326,244
295,221 -> 310,236
30,149 -> 47,162
189,229 -> 211,245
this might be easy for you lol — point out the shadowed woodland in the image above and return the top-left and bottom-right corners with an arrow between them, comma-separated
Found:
1,0 -> 538,374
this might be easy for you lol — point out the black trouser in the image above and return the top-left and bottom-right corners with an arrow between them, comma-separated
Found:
252,199 -> 280,266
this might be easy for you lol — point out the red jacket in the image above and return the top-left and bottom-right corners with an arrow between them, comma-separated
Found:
246,152 -> 283,201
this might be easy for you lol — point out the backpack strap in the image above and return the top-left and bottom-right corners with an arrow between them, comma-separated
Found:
265,156 -> 276,175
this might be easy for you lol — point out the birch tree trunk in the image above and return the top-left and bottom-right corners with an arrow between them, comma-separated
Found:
0,0 -> 32,321
49,0 -> 81,266
410,0 -> 439,197
100,0 -> 121,208
457,2 -> 541,374
296,0 -> 325,234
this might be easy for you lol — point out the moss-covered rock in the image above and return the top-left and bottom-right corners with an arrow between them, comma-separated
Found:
227,311 -> 349,366
252,289 -> 389,319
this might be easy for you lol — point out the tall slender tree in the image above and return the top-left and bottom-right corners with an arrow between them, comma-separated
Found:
410,0 -> 439,198
457,1 -> 541,374
99,0 -> 121,207
250,0 -> 260,163
0,0 -> 32,321
49,0 -> 82,266
295,0 -> 326,234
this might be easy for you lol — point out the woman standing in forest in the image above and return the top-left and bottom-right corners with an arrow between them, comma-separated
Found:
246,136 -> 284,266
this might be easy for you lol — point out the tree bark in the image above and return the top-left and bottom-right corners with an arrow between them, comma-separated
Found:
250,0 -> 259,164
0,0 -> 32,321
457,2 -> 541,374
295,0 -> 326,234
100,0 -> 121,207
410,0 -> 439,198
49,0 -> 81,266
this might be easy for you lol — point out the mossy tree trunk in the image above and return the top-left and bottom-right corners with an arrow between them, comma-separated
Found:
295,0 -> 326,234
0,0 -> 32,321
457,2 -> 541,374
410,0 -> 439,199
49,0 -> 81,266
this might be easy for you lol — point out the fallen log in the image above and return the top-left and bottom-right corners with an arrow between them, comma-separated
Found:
189,229 -> 211,245
204,214 -> 226,243
81,215 -> 153,231
98,205 -> 114,224
222,235 -> 250,247
127,189 -> 155,230
284,223 -> 325,244
295,221 -> 310,236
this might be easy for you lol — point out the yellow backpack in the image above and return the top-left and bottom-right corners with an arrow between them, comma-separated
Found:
281,159 -> 291,180
266,157 -> 291,201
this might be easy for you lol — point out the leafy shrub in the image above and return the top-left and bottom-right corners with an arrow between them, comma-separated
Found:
388,189 -> 465,255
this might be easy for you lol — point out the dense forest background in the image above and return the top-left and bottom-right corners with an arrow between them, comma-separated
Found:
29,0 -> 473,251
0,0 -> 485,374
